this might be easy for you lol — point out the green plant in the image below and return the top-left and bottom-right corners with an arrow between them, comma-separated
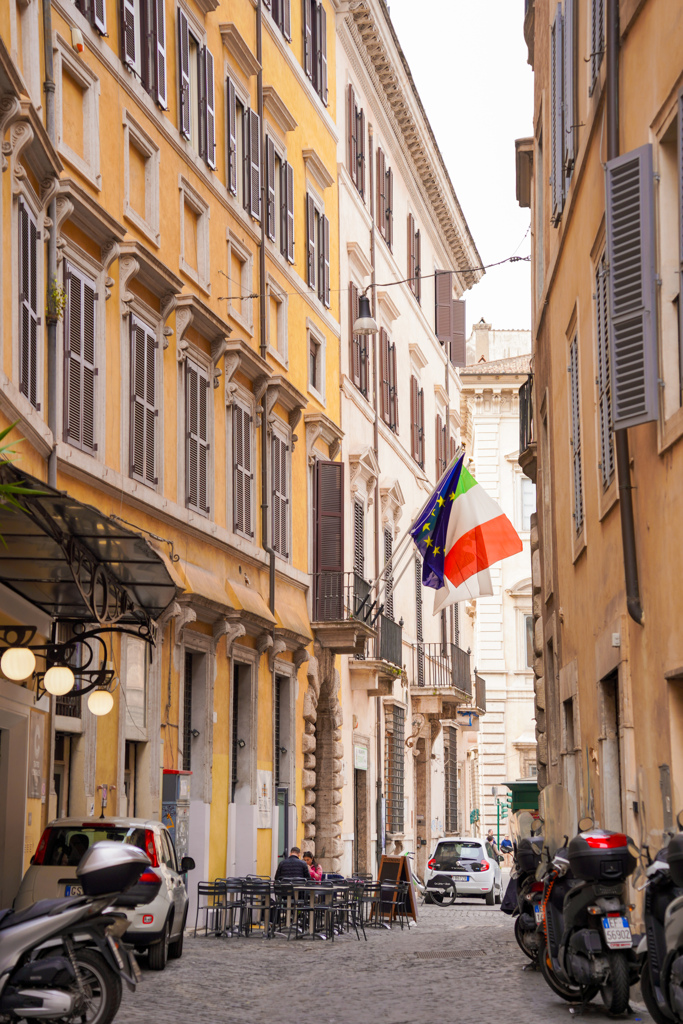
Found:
0,422 -> 47,514
46,278 -> 67,323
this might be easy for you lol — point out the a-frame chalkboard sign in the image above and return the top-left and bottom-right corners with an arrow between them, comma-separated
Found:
377,855 -> 418,922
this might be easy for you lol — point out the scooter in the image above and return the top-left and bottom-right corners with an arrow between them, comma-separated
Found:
536,784 -> 639,1015
637,818 -> 683,1023
501,810 -> 544,963
0,840 -> 158,1024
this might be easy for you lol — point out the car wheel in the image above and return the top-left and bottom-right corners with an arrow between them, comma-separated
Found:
168,909 -> 187,960
495,884 -> 502,905
485,887 -> 496,906
148,918 -> 169,971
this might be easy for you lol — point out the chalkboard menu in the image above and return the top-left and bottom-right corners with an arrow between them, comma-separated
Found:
377,855 -> 418,922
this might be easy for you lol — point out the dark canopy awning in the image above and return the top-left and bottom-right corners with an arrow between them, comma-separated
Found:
0,466 -> 178,627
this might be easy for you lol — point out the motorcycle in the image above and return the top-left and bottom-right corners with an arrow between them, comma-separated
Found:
0,840 -> 159,1024
502,809 -> 544,964
536,783 -> 639,1015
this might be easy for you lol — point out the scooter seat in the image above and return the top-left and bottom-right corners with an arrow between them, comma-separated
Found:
0,898 -> 82,932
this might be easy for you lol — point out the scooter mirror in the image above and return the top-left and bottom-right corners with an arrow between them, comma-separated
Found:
578,816 -> 594,831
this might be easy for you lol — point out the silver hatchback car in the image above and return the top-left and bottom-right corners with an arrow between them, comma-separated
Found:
13,817 -> 194,970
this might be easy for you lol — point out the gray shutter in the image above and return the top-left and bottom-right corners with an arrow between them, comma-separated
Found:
410,375 -> 418,460
589,0 -> 604,96
389,341 -> 398,431
414,228 -> 421,303
380,328 -> 390,424
204,47 -> 216,169
450,299 -> 467,367
303,0 -> 313,80
407,213 -> 415,293
121,0 -> 136,69
130,315 -> 157,485
551,3 -> 564,225
315,460 -> 344,618
227,77 -> 237,196
350,283 -> 361,388
265,136 -> 276,242
178,9 -> 190,140
197,46 -> 207,160
306,194 -> 315,288
595,254 -> 614,488
377,147 -> 386,237
348,84 -> 357,186
318,2 -> 327,104
322,214 -> 330,308
64,264 -> 97,453
386,166 -> 393,248
233,404 -> 253,536
93,0 -> 106,34
358,108 -> 365,198
569,336 -> 583,533
19,200 -> 40,410
283,0 -> 291,41
435,270 -> 453,343
563,0 -> 575,178
154,0 -> 167,108
186,361 -> 210,514
248,108 -> 261,220
285,161 -> 295,263
272,432 -> 289,556
605,144 -> 659,429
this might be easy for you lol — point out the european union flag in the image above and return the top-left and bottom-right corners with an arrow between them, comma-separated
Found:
410,455 -> 464,590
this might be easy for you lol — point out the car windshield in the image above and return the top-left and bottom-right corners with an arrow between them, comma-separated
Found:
434,842 -> 484,868
41,826 -> 148,867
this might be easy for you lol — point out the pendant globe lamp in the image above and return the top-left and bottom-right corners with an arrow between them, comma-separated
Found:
1,647 -> 36,681
352,293 -> 378,335
43,665 -> 76,696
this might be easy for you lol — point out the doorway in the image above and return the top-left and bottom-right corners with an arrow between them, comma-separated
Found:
600,672 -> 622,831
276,787 -> 289,863
353,765 -> 369,877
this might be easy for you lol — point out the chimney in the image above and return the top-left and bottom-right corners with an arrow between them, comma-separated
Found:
473,319 -> 492,362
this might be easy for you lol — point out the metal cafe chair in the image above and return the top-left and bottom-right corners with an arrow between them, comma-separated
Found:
214,878 -> 243,937
239,879 -> 273,937
193,881 -> 227,937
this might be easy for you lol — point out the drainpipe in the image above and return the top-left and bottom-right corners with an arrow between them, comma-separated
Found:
606,0 -> 643,626
256,0 -> 276,615
43,0 -> 58,490
368,124 -> 383,874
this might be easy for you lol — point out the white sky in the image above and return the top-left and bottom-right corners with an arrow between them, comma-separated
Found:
387,0 -> 534,332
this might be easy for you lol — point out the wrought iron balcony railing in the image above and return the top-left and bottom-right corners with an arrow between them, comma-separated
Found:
411,642 -> 471,695
312,571 -> 373,623
519,374 -> 534,457
378,614 -> 402,668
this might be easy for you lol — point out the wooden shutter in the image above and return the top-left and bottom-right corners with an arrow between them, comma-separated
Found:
569,337 -> 583,534
178,9 -> 190,140
64,264 -> 97,452
233,403 -> 253,536
595,253 -> 614,488
121,0 -> 136,68
605,144 -> 659,429
130,315 -> 157,485
306,194 -> 316,288
92,0 -> 106,34
380,328 -> 390,424
348,84 -> 357,185
383,528 -> 394,619
227,77 -> 237,196
436,414 -> 445,478
349,283 -> 361,388
418,387 -> 425,467
186,361 -> 210,514
285,161 -> 295,263
18,200 -> 39,410
248,108 -> 261,220
386,166 -> 393,248
315,460 -> 344,615
589,0 -> 604,96
204,47 -> 216,169
449,435 -> 457,462
271,431 -> 289,556
407,213 -> 416,294
389,341 -> 398,431
415,228 -> 421,303
153,0 -> 167,107
358,108 -> 365,198
563,0 -> 575,177
451,298 -> 467,367
550,3 -> 564,225
303,0 -> 313,80
318,2 -> 328,105
353,499 -> 364,578
322,214 -> 330,308
265,137 -> 276,242
410,376 -> 418,460
435,270 -> 453,343
377,148 -> 386,237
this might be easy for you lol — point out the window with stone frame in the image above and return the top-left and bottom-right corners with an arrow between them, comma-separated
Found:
119,0 -> 166,107
384,704 -> 405,834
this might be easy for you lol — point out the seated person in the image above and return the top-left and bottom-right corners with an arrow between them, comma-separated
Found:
303,851 -> 322,881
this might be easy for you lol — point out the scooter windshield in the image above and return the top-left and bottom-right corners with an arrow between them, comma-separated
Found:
509,810 -> 541,845
538,783 -> 575,877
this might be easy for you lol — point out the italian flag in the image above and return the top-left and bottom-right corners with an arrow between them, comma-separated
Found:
433,465 -> 522,614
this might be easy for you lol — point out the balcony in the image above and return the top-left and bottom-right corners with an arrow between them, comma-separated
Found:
518,374 -> 537,483
349,613 -> 403,696
311,571 -> 376,655
410,642 -> 472,716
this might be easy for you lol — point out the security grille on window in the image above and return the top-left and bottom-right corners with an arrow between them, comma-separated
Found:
272,430 -> 290,557
569,336 -> 583,534
263,0 -> 291,40
384,705 -> 405,834
177,10 -> 215,168
303,0 -> 328,105
130,315 -> 158,486
186,360 -> 211,515
379,329 -> 398,431
18,199 -> 40,410
444,727 -> 458,834
353,501 -> 364,579
383,528 -> 394,620
120,0 -> 167,108
347,84 -> 365,198
74,0 -> 107,34
407,214 -> 421,302
182,651 -> 193,772
376,147 -> 393,248
349,283 -> 369,397
233,403 -> 253,537
64,263 -> 97,453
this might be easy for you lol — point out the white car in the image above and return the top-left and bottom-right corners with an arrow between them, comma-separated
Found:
13,817 -> 194,970
424,836 -> 503,905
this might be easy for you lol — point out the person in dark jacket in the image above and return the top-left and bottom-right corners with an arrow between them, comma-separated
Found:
274,847 -> 311,881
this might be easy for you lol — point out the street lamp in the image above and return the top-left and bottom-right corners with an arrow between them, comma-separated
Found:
87,688 -> 114,716
352,293 -> 378,335
43,665 -> 76,696
0,646 -> 36,680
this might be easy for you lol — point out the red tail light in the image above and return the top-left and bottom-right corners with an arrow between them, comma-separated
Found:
139,870 -> 160,884
583,833 -> 627,850
33,828 -> 51,865
531,881 -> 544,892
480,860 -> 490,871
427,858 -> 436,870
144,829 -> 159,868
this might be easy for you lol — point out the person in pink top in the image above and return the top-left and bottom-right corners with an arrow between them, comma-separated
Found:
303,851 -> 322,881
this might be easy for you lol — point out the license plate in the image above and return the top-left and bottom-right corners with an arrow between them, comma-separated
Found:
453,874 -> 470,882
602,915 -> 631,949
64,884 -> 83,897
534,904 -> 544,925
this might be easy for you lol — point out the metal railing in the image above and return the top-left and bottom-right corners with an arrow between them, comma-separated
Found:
378,614 -> 402,668
55,691 -> 81,718
411,642 -> 471,695
519,374 -> 535,456
312,571 -> 373,622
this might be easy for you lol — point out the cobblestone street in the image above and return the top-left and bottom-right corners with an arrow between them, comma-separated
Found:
114,899 -> 654,1024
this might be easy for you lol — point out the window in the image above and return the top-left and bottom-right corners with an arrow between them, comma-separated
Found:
305,193 -> 330,307
379,329 -> 398,432
524,614 -> 534,669
227,80 -> 261,219
178,10 -> 215,168
569,335 -> 583,535
589,0 -> 604,96
179,177 -> 210,292
64,262 -> 98,453
384,705 -> 405,834
313,460 -> 344,618
303,0 -> 328,105
182,651 -> 193,772
185,359 -> 211,516
353,500 -> 364,579
226,232 -> 253,332
550,0 -> 576,226
376,147 -> 393,248
521,477 -> 536,530
595,252 -> 615,486
123,111 -> 160,245
265,137 -> 294,260
347,84 -> 365,198
232,400 -> 254,538
407,214 -> 421,302
271,427 -> 290,557
54,34 -> 101,187
415,554 -> 424,686
264,0 -> 291,40
120,0 -> 166,107
410,376 -> 425,468
309,333 -> 321,396
266,277 -> 288,363
18,199 -> 40,410
435,413 -> 447,479
383,528 -> 394,620
444,727 -> 458,834
125,637 -> 148,732
656,102 -> 683,420
349,283 -> 369,398
130,314 -> 158,486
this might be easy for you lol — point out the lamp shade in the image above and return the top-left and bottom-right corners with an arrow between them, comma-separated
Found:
352,293 -> 378,336
1,647 -> 36,681
44,665 -> 75,696
87,688 -> 114,716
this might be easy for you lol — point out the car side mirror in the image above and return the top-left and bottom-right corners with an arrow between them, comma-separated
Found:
180,856 -> 195,872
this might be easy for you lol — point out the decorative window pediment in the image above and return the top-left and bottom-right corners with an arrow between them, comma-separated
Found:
266,374 -> 306,449
349,445 -> 379,504
175,293 -> 231,388
56,178 -> 125,296
119,240 -> 183,347
219,23 -> 261,78
263,86 -> 297,134
304,412 -> 343,466
223,337 -> 272,411
2,93 -> 62,206
380,479 -> 405,534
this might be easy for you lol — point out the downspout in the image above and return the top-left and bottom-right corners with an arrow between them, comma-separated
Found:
43,0 -> 58,490
256,0 -> 276,615
368,125 -> 382,874
606,0 -> 643,625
